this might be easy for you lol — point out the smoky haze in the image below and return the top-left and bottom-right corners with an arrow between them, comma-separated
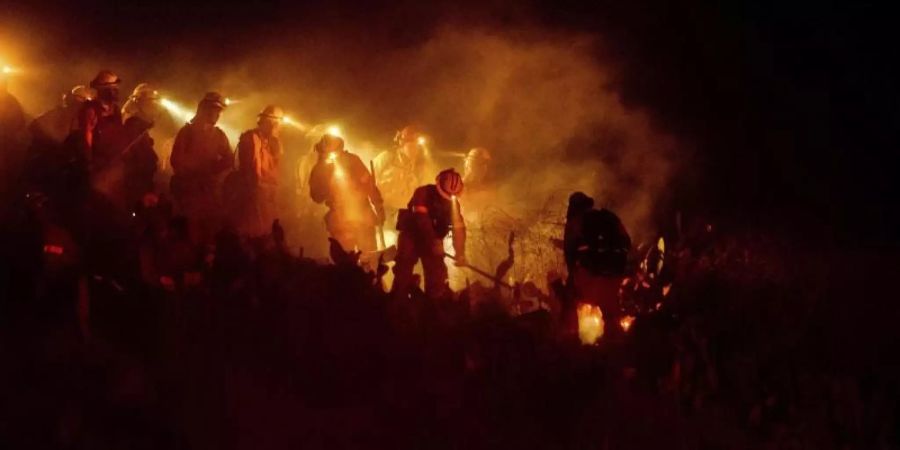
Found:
4,13 -> 678,258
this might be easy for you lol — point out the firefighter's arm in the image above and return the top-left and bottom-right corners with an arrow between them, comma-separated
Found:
169,127 -> 190,173
308,161 -> 333,204
352,156 -> 385,224
237,132 -> 259,182
78,106 -> 98,161
213,130 -> 234,174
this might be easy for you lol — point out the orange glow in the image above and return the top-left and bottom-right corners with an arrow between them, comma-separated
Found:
577,303 -> 604,344
619,315 -> 635,332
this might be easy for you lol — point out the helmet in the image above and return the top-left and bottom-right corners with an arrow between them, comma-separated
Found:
395,125 -> 422,145
315,134 -> 344,154
567,192 -> 594,215
71,85 -> 95,102
436,168 -> 464,199
199,91 -> 228,109
130,83 -> 160,101
466,147 -> 492,162
258,105 -> 284,121
89,69 -> 121,88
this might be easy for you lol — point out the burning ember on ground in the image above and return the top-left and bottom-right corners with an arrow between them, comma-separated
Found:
619,315 -> 635,332
577,303 -> 604,345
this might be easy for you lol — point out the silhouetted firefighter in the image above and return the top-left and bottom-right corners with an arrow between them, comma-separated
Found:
391,168 -> 467,300
563,191 -> 631,336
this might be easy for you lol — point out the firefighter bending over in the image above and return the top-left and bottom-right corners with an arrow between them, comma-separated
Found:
309,134 -> 385,253
391,168 -> 466,300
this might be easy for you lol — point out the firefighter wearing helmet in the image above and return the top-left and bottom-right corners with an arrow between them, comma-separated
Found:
391,168 -> 467,300
118,84 -> 164,209
309,134 -> 385,253
30,85 -> 95,148
230,105 -> 285,236
77,70 -> 128,172
372,125 -> 435,214
169,91 -> 233,244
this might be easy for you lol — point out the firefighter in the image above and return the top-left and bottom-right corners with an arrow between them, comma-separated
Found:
121,85 -> 161,208
391,168 -> 467,300
566,193 -> 631,337
0,66 -> 25,137
309,134 -> 385,253
169,92 -> 233,245
372,125 -> 435,214
77,70 -> 128,171
1,69 -> 27,209
462,147 -> 494,192
30,85 -> 94,147
232,105 -> 284,236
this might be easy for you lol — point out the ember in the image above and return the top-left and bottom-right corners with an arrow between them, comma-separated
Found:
577,303 -> 604,344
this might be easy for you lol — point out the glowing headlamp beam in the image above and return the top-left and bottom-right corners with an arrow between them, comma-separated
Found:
160,98 -> 194,122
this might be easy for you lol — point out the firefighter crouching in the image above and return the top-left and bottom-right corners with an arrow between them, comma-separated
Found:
391,168 -> 466,300
309,134 -> 385,253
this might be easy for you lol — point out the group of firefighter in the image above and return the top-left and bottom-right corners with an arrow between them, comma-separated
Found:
2,69 -> 632,333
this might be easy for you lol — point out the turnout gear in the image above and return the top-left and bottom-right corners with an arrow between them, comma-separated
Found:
392,176 -> 467,300
309,136 -> 384,254
231,126 -> 283,236
121,115 -> 159,208
373,126 -> 435,211
562,192 -> 631,338
170,111 -> 233,244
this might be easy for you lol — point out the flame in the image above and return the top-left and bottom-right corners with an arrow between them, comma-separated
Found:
417,136 -> 427,146
2,65 -> 16,75
662,283 -> 672,297
619,315 -> 635,332
577,303 -> 604,345
327,125 -> 342,137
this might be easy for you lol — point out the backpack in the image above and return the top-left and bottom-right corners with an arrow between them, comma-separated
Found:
578,208 -> 631,275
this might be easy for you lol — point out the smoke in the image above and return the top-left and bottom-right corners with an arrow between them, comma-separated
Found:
6,15 -> 679,261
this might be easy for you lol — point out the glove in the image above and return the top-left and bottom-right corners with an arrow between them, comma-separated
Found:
452,253 -> 468,267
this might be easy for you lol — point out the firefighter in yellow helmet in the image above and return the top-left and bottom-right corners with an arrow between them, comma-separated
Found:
116,85 -> 163,208
391,168 -> 466,300
309,134 -> 385,253
372,125 -> 435,213
231,105 -> 284,236
169,92 -> 233,244
30,85 -> 95,147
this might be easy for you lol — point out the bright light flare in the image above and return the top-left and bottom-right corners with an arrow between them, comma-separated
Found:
327,125 -> 342,137
2,65 -> 15,75
577,303 -> 604,345
417,136 -> 427,146
160,97 -> 194,122
282,116 -> 307,130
